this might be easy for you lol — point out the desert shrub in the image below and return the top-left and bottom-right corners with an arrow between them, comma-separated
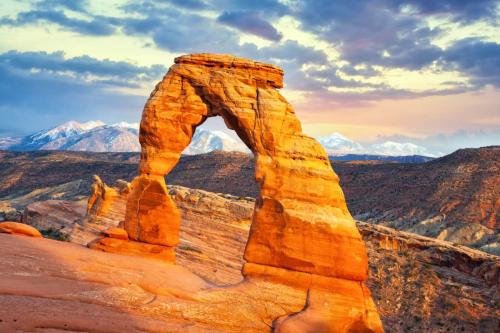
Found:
40,227 -> 70,242
179,245 -> 203,254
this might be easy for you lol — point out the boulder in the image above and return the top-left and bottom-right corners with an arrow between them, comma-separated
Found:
0,221 -> 42,237
103,227 -> 129,240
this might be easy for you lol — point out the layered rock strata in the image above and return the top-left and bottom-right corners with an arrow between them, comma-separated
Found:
113,54 -> 382,331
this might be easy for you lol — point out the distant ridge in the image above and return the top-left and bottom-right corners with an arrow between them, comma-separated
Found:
8,121 -> 140,152
2,120 -> 435,159
329,154 -> 434,163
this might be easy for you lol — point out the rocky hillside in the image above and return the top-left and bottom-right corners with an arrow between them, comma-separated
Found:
14,186 -> 500,332
0,147 -> 498,254
0,150 -> 137,203
168,148 -> 500,254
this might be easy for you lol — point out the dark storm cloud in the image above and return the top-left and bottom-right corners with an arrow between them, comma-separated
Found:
0,51 -> 166,82
217,11 -> 282,41
442,38 -> 500,87
1,10 -> 117,36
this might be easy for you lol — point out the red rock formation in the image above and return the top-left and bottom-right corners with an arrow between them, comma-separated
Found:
116,54 -> 383,331
103,227 -> 128,240
86,175 -> 130,226
0,221 -> 41,237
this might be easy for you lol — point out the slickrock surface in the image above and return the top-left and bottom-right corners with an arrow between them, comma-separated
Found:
23,184 -> 255,285
7,186 -> 500,332
119,53 -> 381,330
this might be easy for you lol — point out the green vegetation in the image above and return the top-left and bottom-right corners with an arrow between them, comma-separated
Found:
40,227 -> 70,242
179,245 -> 203,254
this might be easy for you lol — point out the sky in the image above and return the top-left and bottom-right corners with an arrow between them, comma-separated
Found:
0,0 -> 499,156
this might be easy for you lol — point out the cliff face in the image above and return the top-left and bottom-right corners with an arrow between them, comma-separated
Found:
16,185 -> 500,332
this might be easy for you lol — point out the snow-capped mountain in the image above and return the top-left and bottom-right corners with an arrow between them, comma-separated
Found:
16,120 -> 106,150
316,133 -> 434,157
368,141 -> 433,156
0,137 -> 21,150
317,132 -> 364,154
1,121 -> 249,154
7,120 -> 141,152
183,129 -> 249,155
1,120 -> 435,158
111,122 -> 140,130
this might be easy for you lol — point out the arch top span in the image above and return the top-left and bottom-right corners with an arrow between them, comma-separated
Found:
174,53 -> 284,88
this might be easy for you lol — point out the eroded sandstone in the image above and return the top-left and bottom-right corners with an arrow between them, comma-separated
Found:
113,53 -> 383,331
0,221 -> 41,237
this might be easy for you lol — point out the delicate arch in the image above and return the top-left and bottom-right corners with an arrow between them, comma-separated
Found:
124,54 -> 368,281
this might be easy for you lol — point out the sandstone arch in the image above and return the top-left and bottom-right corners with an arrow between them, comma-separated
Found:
99,54 -> 384,332
124,54 -> 368,281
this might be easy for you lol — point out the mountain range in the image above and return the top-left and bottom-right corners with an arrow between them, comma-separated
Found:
1,120 -> 434,160
4,121 -> 141,152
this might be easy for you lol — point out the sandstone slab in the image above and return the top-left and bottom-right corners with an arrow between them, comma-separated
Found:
103,227 -> 129,240
0,221 -> 41,237
88,237 -> 176,262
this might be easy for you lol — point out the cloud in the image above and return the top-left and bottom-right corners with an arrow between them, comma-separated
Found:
0,64 -> 145,135
211,0 -> 288,15
389,0 -> 499,22
289,1 -> 445,71
0,50 -> 165,134
119,4 -> 242,53
34,0 -> 90,13
442,38 -> 500,88
165,0 -> 208,10
217,11 -> 282,41
1,0 -> 498,108
0,50 -> 165,83
1,9 -> 117,35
